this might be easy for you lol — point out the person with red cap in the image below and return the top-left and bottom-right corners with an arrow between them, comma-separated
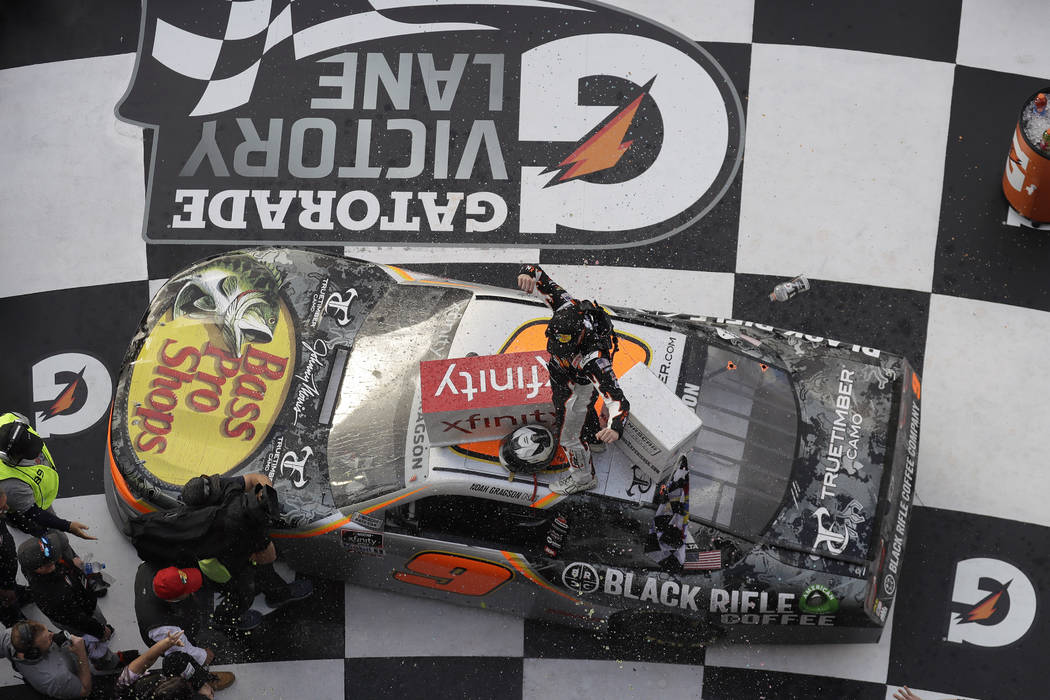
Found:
133,561 -> 231,690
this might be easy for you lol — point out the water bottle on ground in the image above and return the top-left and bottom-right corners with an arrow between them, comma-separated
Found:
770,275 -> 810,302
83,561 -> 106,575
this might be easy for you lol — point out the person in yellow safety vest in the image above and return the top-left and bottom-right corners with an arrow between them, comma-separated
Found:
0,413 -> 95,541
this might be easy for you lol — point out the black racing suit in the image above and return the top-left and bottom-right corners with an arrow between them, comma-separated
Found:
518,265 -> 630,464
0,521 -> 25,627
22,530 -> 108,639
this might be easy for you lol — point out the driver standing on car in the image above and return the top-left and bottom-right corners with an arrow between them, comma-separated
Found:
516,265 -> 630,494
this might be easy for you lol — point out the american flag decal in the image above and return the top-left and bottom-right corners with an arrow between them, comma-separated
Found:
684,549 -> 722,570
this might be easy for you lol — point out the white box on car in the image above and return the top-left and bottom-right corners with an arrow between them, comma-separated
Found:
615,362 -> 702,483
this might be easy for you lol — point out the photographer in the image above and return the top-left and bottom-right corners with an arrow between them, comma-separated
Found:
116,629 -> 235,699
2,619 -> 91,698
180,473 -> 311,633
131,472 -> 312,634
17,531 -> 134,671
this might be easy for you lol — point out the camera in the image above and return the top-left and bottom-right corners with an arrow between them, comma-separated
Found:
52,631 -> 69,647
85,572 -> 111,597
162,651 -> 212,691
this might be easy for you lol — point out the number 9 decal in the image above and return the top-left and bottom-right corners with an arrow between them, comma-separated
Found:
394,552 -> 513,596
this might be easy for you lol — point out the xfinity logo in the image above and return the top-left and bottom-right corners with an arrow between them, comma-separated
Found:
435,356 -> 549,402
31,353 -> 113,438
117,0 -> 742,247
440,410 -> 555,435
947,558 -> 1037,648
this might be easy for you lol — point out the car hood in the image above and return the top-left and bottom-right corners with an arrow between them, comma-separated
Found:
108,248 -> 403,523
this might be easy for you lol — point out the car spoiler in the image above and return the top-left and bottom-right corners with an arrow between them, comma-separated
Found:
865,360 -> 921,625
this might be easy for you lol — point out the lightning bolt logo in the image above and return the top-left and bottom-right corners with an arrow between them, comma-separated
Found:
42,367 -> 86,420
956,580 -> 1010,624
544,77 -> 655,186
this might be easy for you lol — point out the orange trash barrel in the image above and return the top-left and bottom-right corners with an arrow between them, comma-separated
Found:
1003,87 -> 1050,223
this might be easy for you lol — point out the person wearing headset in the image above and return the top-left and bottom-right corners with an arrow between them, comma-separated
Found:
1,619 -> 92,698
0,412 -> 95,540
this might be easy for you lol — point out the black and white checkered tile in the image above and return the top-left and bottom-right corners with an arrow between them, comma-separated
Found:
2,1 -> 1048,698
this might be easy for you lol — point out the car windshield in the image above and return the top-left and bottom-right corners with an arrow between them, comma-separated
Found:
327,283 -> 471,507
688,344 -> 798,540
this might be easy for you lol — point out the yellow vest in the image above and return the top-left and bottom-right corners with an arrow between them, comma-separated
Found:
0,413 -> 60,510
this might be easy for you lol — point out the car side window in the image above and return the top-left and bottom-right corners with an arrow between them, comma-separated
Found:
402,495 -> 552,550
553,498 -> 654,569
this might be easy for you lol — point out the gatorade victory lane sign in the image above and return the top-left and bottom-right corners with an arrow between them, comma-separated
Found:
117,0 -> 743,248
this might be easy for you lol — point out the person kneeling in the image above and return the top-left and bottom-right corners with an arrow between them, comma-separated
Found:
115,630 -> 235,699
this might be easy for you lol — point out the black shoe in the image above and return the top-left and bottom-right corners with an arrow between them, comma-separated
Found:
264,579 -> 313,608
213,610 -> 264,634
87,573 -> 110,597
236,609 -> 263,632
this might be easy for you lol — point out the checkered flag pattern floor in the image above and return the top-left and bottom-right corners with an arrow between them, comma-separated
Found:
2,1 -> 1049,698
148,0 -> 294,116
138,0 -> 543,117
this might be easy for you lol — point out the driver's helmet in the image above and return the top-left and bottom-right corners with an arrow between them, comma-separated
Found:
499,424 -> 557,474
545,306 -> 586,359
0,418 -> 43,465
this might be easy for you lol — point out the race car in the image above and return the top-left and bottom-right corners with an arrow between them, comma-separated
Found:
105,247 -> 920,645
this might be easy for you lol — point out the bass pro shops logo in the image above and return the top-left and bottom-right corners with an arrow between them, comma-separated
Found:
31,353 -> 113,438
947,558 -> 1037,648
117,0 -> 742,248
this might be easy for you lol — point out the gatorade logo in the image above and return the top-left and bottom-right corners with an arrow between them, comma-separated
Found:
947,558 -> 1037,648
117,0 -> 742,247
31,353 -> 113,438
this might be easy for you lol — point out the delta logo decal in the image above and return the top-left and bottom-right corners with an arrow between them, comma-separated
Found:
117,0 -> 743,248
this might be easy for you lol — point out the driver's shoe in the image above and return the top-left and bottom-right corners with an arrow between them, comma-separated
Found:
550,468 -> 597,495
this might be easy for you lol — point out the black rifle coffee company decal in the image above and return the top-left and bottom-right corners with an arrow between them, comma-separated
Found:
118,0 -> 743,247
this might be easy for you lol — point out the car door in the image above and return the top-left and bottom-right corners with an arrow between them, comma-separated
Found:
373,494 -> 556,618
